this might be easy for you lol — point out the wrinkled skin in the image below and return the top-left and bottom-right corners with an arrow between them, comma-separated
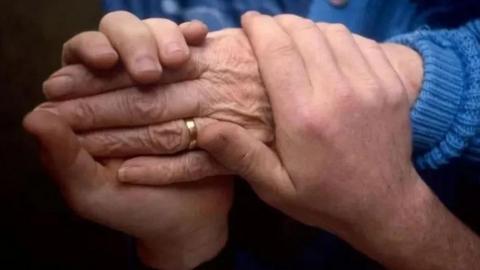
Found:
40,29 -> 274,185
23,110 -> 233,269
26,14 -> 240,270
44,29 -> 273,145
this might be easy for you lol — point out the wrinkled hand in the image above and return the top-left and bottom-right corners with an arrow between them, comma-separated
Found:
27,12 -> 233,270
195,13 -> 474,270
23,110 -> 232,270
42,28 -> 272,184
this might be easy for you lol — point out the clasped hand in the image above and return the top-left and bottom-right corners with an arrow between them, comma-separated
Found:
25,11 -> 444,270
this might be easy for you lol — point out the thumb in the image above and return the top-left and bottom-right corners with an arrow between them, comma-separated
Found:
198,122 -> 295,205
23,109 -> 100,187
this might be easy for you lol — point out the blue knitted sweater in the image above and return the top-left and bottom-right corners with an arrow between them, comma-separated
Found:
103,1 -> 480,269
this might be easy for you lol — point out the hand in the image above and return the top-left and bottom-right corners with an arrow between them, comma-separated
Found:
40,17 -> 422,186
27,13 -> 232,270
40,19 -> 272,184
58,11 -> 209,86
195,13 -> 479,269
23,110 -> 233,270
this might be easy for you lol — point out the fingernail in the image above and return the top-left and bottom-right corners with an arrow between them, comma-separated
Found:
164,42 -> 188,58
244,10 -> 261,17
93,47 -> 118,63
34,103 -> 60,116
134,56 -> 161,74
118,167 -> 143,182
43,76 -> 73,99
94,47 -> 117,58
189,20 -> 208,29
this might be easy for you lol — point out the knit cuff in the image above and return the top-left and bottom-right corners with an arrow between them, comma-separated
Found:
390,27 -> 480,169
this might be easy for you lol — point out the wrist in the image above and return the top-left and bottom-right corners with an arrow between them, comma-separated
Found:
359,171 -> 437,266
137,221 -> 229,270
337,168 -> 435,267
381,43 -> 423,106
344,169 -> 480,270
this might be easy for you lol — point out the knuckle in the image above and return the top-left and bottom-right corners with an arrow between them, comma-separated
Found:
160,163 -> 176,183
208,126 -> 232,150
294,108 -> 326,137
100,11 -> 132,29
361,90 -> 385,110
183,153 -> 208,181
294,106 -> 342,140
146,122 -> 185,154
81,133 -> 122,156
365,40 -> 381,52
70,99 -> 97,128
385,85 -> 408,109
294,18 -> 317,31
274,14 -> 301,25
325,23 -> 350,36
316,22 -> 329,29
121,90 -> 166,122
143,18 -> 177,29
332,79 -> 354,102
235,147 -> 258,176
356,78 -> 388,109
268,41 -> 296,58
79,31 -> 106,48
288,19 -> 318,38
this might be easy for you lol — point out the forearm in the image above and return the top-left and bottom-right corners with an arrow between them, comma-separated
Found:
345,173 -> 480,270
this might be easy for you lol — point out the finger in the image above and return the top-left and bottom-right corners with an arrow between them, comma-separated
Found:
79,117 -> 271,159
117,151 -> 229,185
79,119 -> 192,158
352,34 -> 406,101
62,31 -> 119,69
22,109 -> 100,189
43,54 -> 205,101
316,23 -> 376,93
198,121 -> 295,205
241,12 -> 311,124
43,65 -> 133,100
99,11 -> 162,84
144,18 -> 190,68
274,15 -> 338,92
41,81 -> 206,131
179,20 -> 209,46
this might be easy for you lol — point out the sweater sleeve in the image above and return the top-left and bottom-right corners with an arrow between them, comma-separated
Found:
389,20 -> 480,170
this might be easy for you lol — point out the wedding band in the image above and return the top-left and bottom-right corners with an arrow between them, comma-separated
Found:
185,119 -> 198,150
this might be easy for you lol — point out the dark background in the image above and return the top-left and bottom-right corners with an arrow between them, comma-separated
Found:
1,1 -> 131,268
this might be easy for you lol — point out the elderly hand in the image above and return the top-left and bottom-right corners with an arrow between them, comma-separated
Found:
196,13 -> 479,270
26,13 -> 233,270
41,13 -> 271,184
23,110 -> 232,270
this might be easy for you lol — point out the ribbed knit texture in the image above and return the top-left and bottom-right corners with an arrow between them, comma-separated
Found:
391,20 -> 480,170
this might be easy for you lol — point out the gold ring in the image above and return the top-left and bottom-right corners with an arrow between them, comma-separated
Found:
185,119 -> 198,150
